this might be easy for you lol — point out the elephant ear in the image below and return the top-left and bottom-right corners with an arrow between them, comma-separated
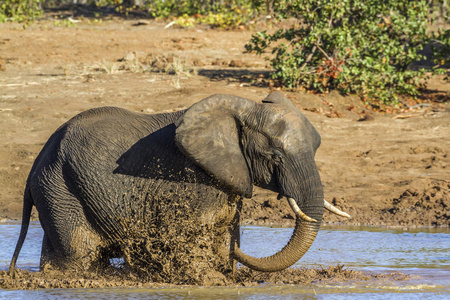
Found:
175,94 -> 256,198
262,91 -> 321,152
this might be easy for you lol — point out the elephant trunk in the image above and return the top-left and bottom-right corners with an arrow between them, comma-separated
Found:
232,160 -> 324,272
232,202 -> 322,272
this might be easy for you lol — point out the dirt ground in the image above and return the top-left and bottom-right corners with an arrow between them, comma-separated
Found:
0,16 -> 449,231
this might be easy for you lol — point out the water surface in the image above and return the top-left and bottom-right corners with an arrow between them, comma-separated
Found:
1,222 -> 449,299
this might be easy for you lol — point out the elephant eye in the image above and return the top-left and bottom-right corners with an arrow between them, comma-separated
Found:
272,149 -> 283,163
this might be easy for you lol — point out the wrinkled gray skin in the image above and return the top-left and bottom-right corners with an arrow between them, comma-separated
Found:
9,92 -> 324,274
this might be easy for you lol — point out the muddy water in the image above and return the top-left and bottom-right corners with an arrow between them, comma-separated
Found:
1,222 -> 449,299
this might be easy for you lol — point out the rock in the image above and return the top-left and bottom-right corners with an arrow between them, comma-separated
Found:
229,59 -> 244,68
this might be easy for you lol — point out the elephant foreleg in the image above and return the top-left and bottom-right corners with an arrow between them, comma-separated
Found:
40,232 -> 56,270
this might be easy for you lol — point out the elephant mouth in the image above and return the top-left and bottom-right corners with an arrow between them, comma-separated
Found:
277,194 -> 351,221
286,196 -> 351,221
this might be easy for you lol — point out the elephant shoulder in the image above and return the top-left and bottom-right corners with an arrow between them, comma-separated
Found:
56,107 -> 182,162
36,107 -> 184,171
45,107 -> 145,165
64,107 -> 183,136
66,107 -> 140,128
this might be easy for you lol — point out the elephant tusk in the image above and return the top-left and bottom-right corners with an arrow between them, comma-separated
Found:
287,197 -> 317,222
324,199 -> 351,218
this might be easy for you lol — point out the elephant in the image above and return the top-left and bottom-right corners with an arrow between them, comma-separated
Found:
9,91 -> 350,278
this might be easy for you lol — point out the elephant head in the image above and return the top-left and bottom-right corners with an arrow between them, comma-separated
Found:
175,92 -> 347,272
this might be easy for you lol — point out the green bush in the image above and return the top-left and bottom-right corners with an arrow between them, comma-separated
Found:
197,4 -> 259,29
431,29 -> 450,68
0,0 -> 42,22
245,0 -> 436,105
172,2 -> 262,29
146,0 -> 265,29
146,0 -> 264,19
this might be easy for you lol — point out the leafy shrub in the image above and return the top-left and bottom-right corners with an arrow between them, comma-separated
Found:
0,0 -> 42,22
246,0 -> 437,105
146,0 -> 263,19
1,0 -> 265,27
197,4 -> 257,29
147,0 -> 264,29
431,29 -> 450,76
172,3 -> 261,29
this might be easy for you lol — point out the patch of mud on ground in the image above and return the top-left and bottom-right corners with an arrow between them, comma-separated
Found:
0,266 -> 410,290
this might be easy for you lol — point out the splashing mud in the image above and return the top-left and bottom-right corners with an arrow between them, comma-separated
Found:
106,189 -> 239,285
119,213 -> 233,285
